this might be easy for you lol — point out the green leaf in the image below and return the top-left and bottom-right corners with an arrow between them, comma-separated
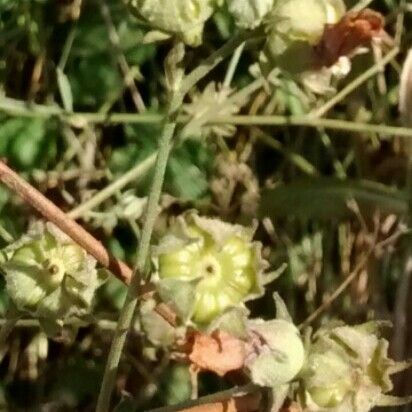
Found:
260,178 -> 407,221
165,141 -> 212,200
70,54 -> 123,107
0,117 -> 57,170
160,364 -> 191,406
56,67 -> 73,112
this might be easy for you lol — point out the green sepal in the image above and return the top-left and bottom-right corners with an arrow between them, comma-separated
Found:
140,299 -> 176,347
207,306 -> 249,339
157,277 -> 198,323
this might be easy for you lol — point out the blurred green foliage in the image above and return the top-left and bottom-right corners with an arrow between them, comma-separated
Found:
0,0 -> 410,410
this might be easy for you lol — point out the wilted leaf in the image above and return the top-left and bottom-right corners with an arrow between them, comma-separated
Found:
315,9 -> 384,67
187,330 -> 246,376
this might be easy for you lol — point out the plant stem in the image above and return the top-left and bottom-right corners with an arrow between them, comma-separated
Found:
0,318 -> 117,330
0,161 -> 133,283
0,318 -> 18,348
68,153 -> 156,219
223,42 -> 245,89
95,92 -> 182,412
2,94 -> 412,138
212,114 -> 412,137
299,231 -> 377,329
98,0 -> 146,112
311,47 -> 399,118
252,127 -> 318,176
96,31 -> 254,410
182,29 -> 261,95
2,96 -> 412,138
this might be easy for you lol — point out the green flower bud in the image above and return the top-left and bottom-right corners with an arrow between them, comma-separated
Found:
299,322 -> 412,411
154,212 -> 266,326
246,318 -> 305,388
263,0 -> 345,73
228,0 -> 274,29
1,222 -> 106,334
304,351 -> 352,408
128,0 -> 216,46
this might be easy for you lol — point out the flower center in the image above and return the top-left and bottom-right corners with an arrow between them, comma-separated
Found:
200,255 -> 221,278
48,263 -> 60,275
43,257 -> 65,285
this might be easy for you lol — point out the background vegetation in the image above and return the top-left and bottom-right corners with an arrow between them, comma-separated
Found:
0,0 -> 411,410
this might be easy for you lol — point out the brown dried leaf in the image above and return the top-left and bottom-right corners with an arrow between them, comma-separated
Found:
181,393 -> 262,412
279,401 -> 302,412
188,330 -> 246,376
315,9 -> 384,67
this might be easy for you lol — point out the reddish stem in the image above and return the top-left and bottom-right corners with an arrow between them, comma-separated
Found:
0,160 -> 133,283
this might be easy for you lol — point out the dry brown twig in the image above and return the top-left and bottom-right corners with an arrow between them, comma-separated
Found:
0,160 -> 133,283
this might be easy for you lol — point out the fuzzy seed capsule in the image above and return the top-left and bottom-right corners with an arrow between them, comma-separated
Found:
154,213 -> 266,326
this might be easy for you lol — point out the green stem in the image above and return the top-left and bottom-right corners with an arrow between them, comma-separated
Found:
212,114 -> 412,137
311,47 -> 399,118
182,29 -> 261,95
68,153 -> 156,219
0,318 -> 117,330
95,94 -> 182,412
253,128 -> 318,176
66,113 -> 412,219
223,42 -> 245,88
2,95 -> 411,138
95,33 -> 258,411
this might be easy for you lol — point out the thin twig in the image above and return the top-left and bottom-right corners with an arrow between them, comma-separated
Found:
0,318 -> 117,330
310,47 -> 399,118
98,0 -> 146,112
252,127 -> 318,176
223,42 -> 245,89
299,230 -> 378,329
3,96 -> 412,138
182,30 -> 262,95
68,153 -> 156,219
0,160 -> 132,284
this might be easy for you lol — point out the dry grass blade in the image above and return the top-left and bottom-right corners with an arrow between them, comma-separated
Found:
299,223 -> 379,329
400,49 -> 412,127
